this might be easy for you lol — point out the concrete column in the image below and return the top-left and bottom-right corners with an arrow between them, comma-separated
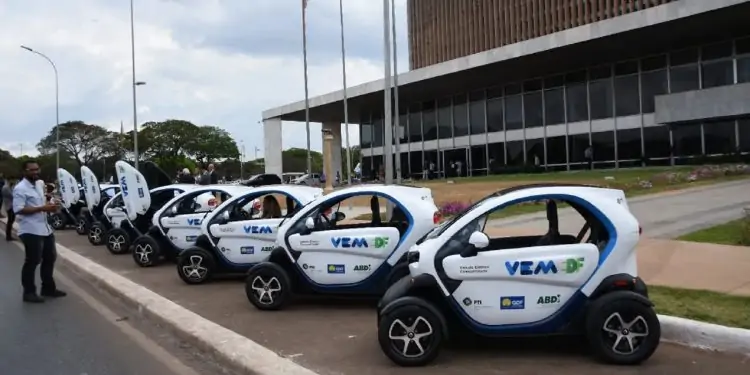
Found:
322,122 -> 343,181
322,129 -> 334,193
263,117 -> 283,176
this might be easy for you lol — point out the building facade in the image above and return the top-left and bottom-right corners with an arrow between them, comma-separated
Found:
408,0 -> 677,69
261,0 -> 750,180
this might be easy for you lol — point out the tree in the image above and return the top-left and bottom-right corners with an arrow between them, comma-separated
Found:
37,121 -> 115,166
139,119 -> 200,159
187,126 -> 240,166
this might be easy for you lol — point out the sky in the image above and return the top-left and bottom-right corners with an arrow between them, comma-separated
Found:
0,0 -> 409,159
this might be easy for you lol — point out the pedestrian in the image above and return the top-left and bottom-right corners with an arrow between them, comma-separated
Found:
584,145 -> 594,170
3,178 -> 17,241
0,173 -> 6,218
207,163 -> 218,185
13,160 -> 66,303
178,168 -> 195,184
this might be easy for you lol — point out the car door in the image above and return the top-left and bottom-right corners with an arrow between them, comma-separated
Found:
160,191 -> 218,249
288,207 -> 400,285
438,212 -> 599,327
105,194 -> 127,227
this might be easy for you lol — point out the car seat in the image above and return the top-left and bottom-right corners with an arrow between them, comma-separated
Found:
389,205 -> 410,236
370,196 -> 381,226
534,200 -> 560,246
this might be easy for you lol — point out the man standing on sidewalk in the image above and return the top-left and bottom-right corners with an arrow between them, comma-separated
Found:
3,178 -> 16,241
12,160 -> 66,303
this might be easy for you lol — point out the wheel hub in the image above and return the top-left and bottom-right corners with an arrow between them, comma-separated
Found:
250,276 -> 281,305
602,312 -> 649,355
387,316 -> 434,358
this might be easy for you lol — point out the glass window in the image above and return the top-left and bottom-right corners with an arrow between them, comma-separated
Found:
506,140 -> 524,166
641,69 -> 668,113
469,91 -> 486,135
487,87 -> 502,99
470,146 -> 487,174
615,61 -> 639,76
488,143 -> 504,172
739,120 -> 750,152
615,75 -> 640,117
591,131 -> 615,162
702,60 -> 734,89
544,88 -> 565,125
526,137 -> 544,166
545,135 -> 567,165
360,123 -> 372,148
544,75 -> 565,88
670,65 -> 699,93
736,37 -> 750,55
505,83 -> 522,96
670,48 -> 699,66
408,150 -> 423,178
437,98 -> 452,140
589,65 -> 612,80
372,117 -> 383,147
703,121 -> 737,155
617,128 -> 642,161
523,79 -> 542,92
422,101 -> 437,141
453,95 -> 469,137
568,133 -> 590,164
641,55 -> 667,71
738,57 -> 750,83
566,83 -> 588,122
643,126 -> 671,159
523,91 -> 543,128
505,94 -> 523,130
408,105 -> 422,143
672,124 -> 702,157
396,113 -> 407,143
701,42 -> 733,61
486,98 -> 503,132
589,79 -> 613,120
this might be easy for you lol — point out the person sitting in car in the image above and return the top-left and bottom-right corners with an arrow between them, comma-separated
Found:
261,195 -> 282,219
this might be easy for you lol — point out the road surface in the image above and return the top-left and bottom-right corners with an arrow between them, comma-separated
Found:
0,238 -> 221,375
489,179 -> 750,238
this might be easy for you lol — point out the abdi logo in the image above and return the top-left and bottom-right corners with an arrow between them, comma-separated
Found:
187,218 -> 202,226
331,237 -> 368,248
505,260 -> 557,276
243,225 -> 273,234
327,264 -> 345,274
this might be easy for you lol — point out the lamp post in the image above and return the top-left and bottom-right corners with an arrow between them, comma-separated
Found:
130,0 -> 143,169
20,45 -> 60,172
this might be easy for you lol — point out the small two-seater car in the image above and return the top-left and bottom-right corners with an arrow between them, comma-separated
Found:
375,184 -> 660,367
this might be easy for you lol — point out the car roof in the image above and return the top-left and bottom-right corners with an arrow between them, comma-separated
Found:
322,184 -> 434,205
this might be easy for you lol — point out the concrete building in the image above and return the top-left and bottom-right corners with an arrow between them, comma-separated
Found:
262,0 -> 750,179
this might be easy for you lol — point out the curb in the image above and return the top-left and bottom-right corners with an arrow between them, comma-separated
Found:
2,218 -> 750,366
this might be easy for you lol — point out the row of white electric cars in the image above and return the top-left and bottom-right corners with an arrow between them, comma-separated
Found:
57,161 -> 661,368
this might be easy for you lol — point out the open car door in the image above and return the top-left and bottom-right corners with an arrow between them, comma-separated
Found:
115,161 -> 151,221
80,166 -> 102,212
57,168 -> 81,210
139,161 -> 172,189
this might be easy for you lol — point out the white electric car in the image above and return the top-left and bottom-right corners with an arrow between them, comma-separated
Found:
130,185 -> 254,267
85,184 -> 123,245
244,184 -> 440,310
176,185 -> 324,284
375,184 -> 660,367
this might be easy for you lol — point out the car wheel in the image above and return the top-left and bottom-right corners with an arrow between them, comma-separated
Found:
245,263 -> 291,311
385,264 -> 410,288
177,247 -> 216,284
132,235 -> 161,267
585,291 -> 661,365
106,228 -> 131,255
75,216 -> 88,235
49,213 -> 66,230
378,303 -> 444,367
88,222 -> 105,245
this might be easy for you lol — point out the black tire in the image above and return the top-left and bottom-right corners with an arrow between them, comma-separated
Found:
177,247 -> 216,284
585,291 -> 661,365
132,235 -> 161,267
105,228 -> 131,255
49,213 -> 66,230
245,263 -> 292,311
75,216 -> 88,235
378,303 -> 444,367
88,222 -> 105,246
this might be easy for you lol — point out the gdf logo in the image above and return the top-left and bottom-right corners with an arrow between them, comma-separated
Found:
353,264 -> 371,271
536,294 -> 561,305
373,237 -> 389,248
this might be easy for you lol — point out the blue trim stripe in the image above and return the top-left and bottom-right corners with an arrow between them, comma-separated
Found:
448,193 -> 617,335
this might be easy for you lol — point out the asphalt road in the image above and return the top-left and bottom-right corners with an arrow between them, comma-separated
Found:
489,179 -> 750,238
0,237 -> 217,375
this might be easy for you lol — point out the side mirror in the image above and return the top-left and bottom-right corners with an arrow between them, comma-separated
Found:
171,206 -> 178,216
305,217 -> 315,230
222,211 -> 230,221
334,211 -> 346,222
468,231 -> 489,249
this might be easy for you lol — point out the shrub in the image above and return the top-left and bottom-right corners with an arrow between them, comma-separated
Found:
439,201 -> 470,216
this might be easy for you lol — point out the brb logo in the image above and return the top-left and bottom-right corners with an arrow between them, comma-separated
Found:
187,218 -> 202,226
331,237 -> 368,248
243,225 -> 273,234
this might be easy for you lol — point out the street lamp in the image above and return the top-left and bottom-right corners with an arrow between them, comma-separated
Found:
130,0 -> 142,169
20,45 -> 60,172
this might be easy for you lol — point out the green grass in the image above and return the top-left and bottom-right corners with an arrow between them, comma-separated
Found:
677,218 -> 750,246
650,285 -> 750,329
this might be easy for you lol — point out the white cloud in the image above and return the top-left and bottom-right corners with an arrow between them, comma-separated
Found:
0,0 -> 409,159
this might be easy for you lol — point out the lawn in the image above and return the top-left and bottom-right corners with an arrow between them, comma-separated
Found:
677,218 -> 750,246
650,285 -> 750,329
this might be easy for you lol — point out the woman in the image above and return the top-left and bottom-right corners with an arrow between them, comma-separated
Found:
261,196 -> 282,219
